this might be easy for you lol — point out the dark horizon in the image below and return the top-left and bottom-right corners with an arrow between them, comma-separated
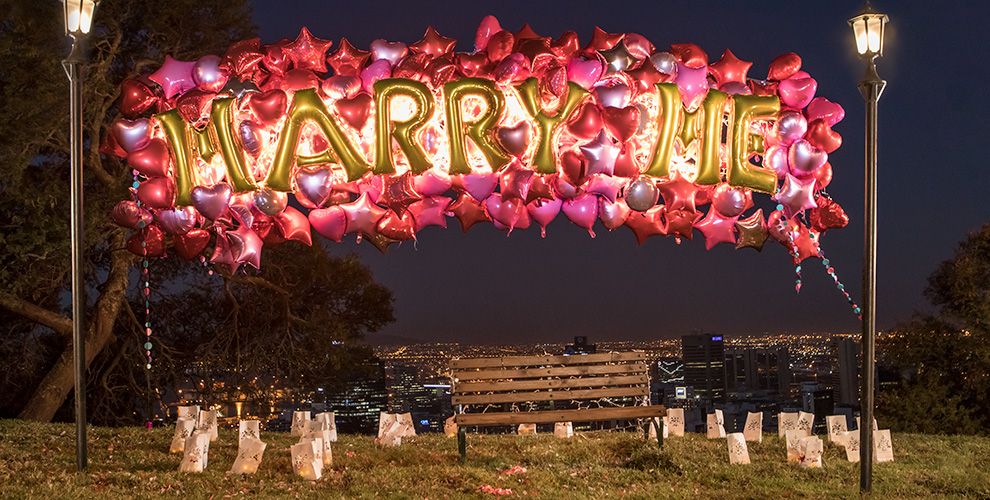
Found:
250,0 -> 989,344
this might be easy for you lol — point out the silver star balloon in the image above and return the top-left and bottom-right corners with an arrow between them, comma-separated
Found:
773,174 -> 818,218
649,51 -> 678,76
219,78 -> 260,99
598,41 -> 637,74
579,130 -> 620,176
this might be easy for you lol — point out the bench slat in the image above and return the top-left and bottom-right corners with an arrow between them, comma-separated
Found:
453,363 -> 648,381
455,405 -> 666,426
452,386 -> 648,405
454,374 -> 648,394
450,352 -> 647,369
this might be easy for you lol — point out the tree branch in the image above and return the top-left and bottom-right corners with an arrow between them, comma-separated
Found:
0,291 -> 71,338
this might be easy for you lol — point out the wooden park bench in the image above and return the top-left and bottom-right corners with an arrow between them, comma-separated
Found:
450,351 -> 666,461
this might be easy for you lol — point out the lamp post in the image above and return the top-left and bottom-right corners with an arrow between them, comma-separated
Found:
849,4 -> 888,494
62,0 -> 100,472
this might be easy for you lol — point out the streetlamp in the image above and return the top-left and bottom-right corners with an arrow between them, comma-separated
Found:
849,3 -> 888,494
62,0 -> 100,472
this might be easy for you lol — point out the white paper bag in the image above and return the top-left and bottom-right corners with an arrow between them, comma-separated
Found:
291,411 -> 311,436
315,412 -> 338,442
826,415 -> 848,444
667,408 -> 685,437
170,417 -> 196,454
197,409 -> 218,442
318,431 -> 333,466
743,412 -> 763,443
300,437 -> 324,470
706,411 -> 725,439
727,432 -> 750,465
179,431 -> 211,473
378,412 -> 416,439
554,422 -> 573,439
290,441 -> 322,481
396,412 -> 417,437
842,431 -> 861,462
855,416 -> 879,430
874,429 -> 894,463
785,429 -> 804,463
646,417 -> 668,439
239,420 -> 260,447
778,412 -> 799,436
797,411 -> 814,437
177,405 -> 200,420
230,437 -> 266,474
444,416 -> 458,437
798,436 -> 824,468
517,423 -> 537,435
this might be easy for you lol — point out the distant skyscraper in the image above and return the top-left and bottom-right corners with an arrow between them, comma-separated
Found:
681,334 -> 726,406
326,356 -> 388,434
564,336 -> 597,355
833,338 -> 860,408
724,347 -> 791,394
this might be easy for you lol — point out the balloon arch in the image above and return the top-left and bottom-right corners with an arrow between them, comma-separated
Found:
108,17 -> 859,325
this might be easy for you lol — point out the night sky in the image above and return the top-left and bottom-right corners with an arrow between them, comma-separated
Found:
249,1 -> 989,344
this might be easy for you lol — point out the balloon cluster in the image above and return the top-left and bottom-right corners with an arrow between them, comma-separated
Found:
108,16 -> 849,273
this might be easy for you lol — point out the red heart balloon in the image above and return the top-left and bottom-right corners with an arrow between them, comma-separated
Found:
246,89 -> 287,125
496,121 -> 531,157
602,106 -> 640,143
176,89 -> 215,123
336,93 -> 373,130
670,43 -> 708,68
805,97 -> 845,127
567,103 -> 603,140
809,196 -> 849,232
457,52 -> 489,78
768,52 -> 802,81
613,144 -> 640,178
486,31 -> 514,63
173,228 -> 211,260
560,150 -> 587,186
127,138 -> 170,177
805,119 -> 842,153
126,225 -> 166,257
119,79 -> 158,119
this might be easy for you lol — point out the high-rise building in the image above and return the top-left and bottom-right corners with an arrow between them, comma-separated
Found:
564,336 -> 597,355
833,338 -> 860,408
325,356 -> 388,434
681,334 -> 726,406
724,347 -> 791,394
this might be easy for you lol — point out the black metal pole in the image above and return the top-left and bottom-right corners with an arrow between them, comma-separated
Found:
858,57 -> 885,494
64,37 -> 88,472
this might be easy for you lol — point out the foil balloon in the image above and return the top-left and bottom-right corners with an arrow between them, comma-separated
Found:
174,229 -> 211,260
598,198 -> 631,230
112,200 -> 154,230
156,206 -> 199,235
137,177 -> 175,209
127,225 -> 167,257
712,184 -> 747,218
294,165 -> 337,208
309,206 -> 347,242
526,198 -> 562,237
112,118 -> 152,153
127,139 -> 170,178
191,184 -> 232,220
625,177 -> 659,212
192,55 -> 228,92
254,187 -> 288,216
561,193 -> 598,237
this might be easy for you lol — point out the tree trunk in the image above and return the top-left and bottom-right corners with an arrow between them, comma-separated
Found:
18,232 -> 132,422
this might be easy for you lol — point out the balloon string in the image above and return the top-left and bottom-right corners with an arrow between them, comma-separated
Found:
133,169 -> 155,429
783,223 -> 802,293
810,232 -> 863,320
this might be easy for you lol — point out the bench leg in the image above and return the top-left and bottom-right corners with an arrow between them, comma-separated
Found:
458,427 -> 467,463
655,418 -> 664,450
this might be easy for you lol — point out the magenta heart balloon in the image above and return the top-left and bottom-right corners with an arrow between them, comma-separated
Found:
497,121 -> 531,157
484,193 -> 521,228
805,97 -> 845,127
598,198 -> 631,230
191,183 -> 232,220
370,39 -> 408,66
294,166 -> 336,208
309,206 -> 347,242
458,172 -> 498,202
566,57 -> 604,90
778,77 -> 818,109
675,63 -> 710,109
136,177 -> 175,209
775,110 -> 808,145
112,118 -> 152,153
156,206 -> 199,235
526,198 -> 562,238
788,139 -> 828,178
111,200 -> 153,230
562,193 -> 598,237
414,169 -> 452,196
127,138 -> 170,177
360,59 -> 392,94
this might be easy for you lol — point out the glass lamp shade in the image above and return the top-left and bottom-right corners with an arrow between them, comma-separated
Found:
848,10 -> 888,58
63,0 -> 99,36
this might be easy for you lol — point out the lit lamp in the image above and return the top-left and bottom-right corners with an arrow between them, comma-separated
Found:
62,0 -> 100,473
848,3 -> 887,494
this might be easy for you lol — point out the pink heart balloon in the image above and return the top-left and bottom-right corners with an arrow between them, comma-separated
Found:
191,183 -> 232,220
360,59 -> 392,94
414,169 -> 452,196
598,198 -> 631,230
294,166 -> 336,208
155,206 -> 199,235
112,118 -> 152,153
474,15 -> 503,52
765,145 -> 790,179
567,57 -> 604,90
497,121 -> 531,157
136,177 -> 175,209
562,193 -> 598,237
583,174 -> 627,203
457,172 -> 498,202
805,97 -> 845,127
111,200 -> 153,230
595,84 -> 631,108
674,63 -> 709,109
778,77 -> 818,109
275,206 -> 313,245
309,205 -> 347,242
370,39 -> 408,66
788,139 -> 828,178
526,197 -> 562,237
127,138 -> 170,177
483,193 -> 521,229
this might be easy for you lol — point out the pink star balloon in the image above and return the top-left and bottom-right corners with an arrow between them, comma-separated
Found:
408,195 -> 452,231
694,208 -> 739,250
149,56 -> 196,99
341,192 -> 387,239
580,130 -> 620,176
774,173 -> 818,218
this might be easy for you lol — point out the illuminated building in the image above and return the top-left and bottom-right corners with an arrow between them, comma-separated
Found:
681,334 -> 726,407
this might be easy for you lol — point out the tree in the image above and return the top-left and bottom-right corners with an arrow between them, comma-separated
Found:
879,224 -> 990,434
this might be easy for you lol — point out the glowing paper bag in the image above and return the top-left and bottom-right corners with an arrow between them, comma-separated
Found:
170,417 -> 196,454
727,432 -> 750,465
302,426 -> 334,467
291,411 -> 311,436
706,411 -> 725,439
444,416 -> 458,437
230,437 -> 266,474
842,431 -> 861,462
396,412 -> 417,437
517,424 -> 537,435
177,405 -> 200,420
778,412 -> 799,436
826,415 -> 848,444
785,430 -> 804,463
239,419 -> 260,447
290,441 -> 322,481
796,411 -> 814,437
874,429 -> 894,463
178,431 -> 211,473
197,409 -> 218,442
315,411 -> 338,442
554,422 -> 573,439
743,412 -> 763,443
667,408 -> 685,437
798,436 -> 824,468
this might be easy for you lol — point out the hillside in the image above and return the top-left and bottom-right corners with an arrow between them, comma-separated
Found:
0,420 -> 986,498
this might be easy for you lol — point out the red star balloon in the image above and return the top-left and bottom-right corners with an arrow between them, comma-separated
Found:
499,160 -> 535,201
378,173 -> 420,214
624,205 -> 666,245
285,27 -> 333,73
694,208 -> 738,250
665,208 -> 700,241
326,38 -> 370,76
709,49 -> 752,87
735,209 -> 769,251
341,192 -> 386,239
586,26 -> 623,52
514,23 -> 543,41
626,62 -> 664,94
449,193 -> 490,232
410,26 -> 456,57
377,210 -> 417,241
221,38 -> 264,79
657,174 -> 700,213
791,224 -> 820,263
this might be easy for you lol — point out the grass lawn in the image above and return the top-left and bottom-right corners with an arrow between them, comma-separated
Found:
0,419 -> 987,499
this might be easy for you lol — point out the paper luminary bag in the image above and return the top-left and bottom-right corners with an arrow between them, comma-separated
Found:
376,414 -> 405,447
197,409 -> 218,442
170,417 -> 197,454
727,433 -> 751,465
291,411 -> 311,436
177,405 -> 200,420
315,412 -> 338,442
874,429 -> 894,463
842,431 -> 861,462
706,411 -> 725,439
856,416 -> 879,430
667,408 -> 685,437
826,415 -> 848,444
396,412 -> 417,437
798,436 -> 824,468
778,412 -> 799,436
648,417 -> 668,440
303,427 -> 334,467
796,411 -> 814,437
517,424 -> 537,435
179,431 -> 211,473
290,441 -> 322,481
554,422 -> 573,439
444,416 -> 457,437
239,420 -> 261,447
785,430 -> 804,463
229,437 -> 266,475
299,437 -> 324,470
378,412 -> 417,439
743,412 -> 763,443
